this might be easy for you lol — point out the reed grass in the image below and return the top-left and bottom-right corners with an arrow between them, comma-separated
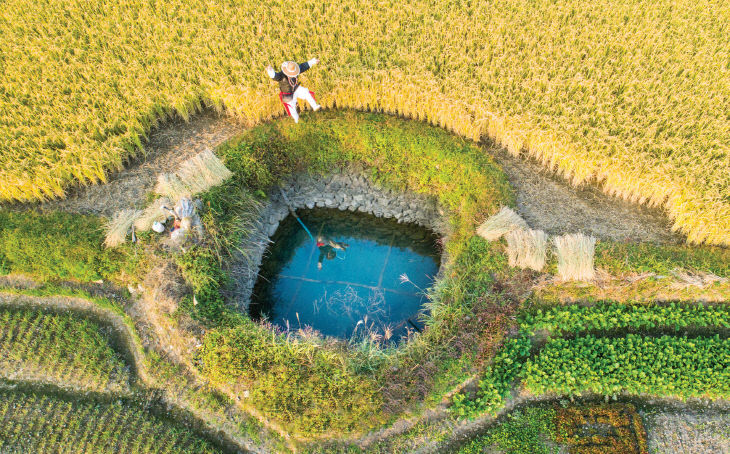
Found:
554,233 -> 596,281
1,0 -> 728,245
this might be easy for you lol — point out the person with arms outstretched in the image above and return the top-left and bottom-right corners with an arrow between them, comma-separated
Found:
266,58 -> 321,123
316,235 -> 348,270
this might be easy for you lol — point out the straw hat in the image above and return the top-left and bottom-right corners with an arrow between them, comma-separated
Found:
281,61 -> 300,77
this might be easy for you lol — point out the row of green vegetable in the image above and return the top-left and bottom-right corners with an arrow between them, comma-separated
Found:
452,301 -> 729,419
519,301 -> 730,335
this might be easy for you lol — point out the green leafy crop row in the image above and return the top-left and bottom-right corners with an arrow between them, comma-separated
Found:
519,302 -> 730,336
522,334 -> 729,399
451,335 -> 532,419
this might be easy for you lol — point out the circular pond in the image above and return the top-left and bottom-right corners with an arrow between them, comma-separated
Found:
250,208 -> 441,343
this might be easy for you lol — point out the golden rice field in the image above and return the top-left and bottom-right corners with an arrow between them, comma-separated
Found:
0,0 -> 728,245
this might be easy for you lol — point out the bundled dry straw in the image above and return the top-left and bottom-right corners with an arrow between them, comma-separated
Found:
104,209 -> 142,248
154,149 -> 232,200
553,233 -> 596,281
476,207 -> 529,241
506,228 -> 548,271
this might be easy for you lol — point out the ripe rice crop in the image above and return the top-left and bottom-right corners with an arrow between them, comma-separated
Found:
0,0 -> 729,246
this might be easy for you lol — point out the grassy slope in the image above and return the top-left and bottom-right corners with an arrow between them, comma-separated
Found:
1,0 -> 729,245
0,211 -> 146,283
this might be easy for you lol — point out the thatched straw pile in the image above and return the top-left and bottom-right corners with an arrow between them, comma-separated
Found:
476,207 -> 528,241
154,149 -> 232,200
505,228 -> 548,271
104,209 -> 142,248
553,233 -> 596,281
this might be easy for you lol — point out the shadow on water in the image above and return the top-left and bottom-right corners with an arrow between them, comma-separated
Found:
250,208 -> 441,344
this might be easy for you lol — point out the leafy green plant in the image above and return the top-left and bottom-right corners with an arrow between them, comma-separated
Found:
519,301 -> 730,335
451,335 -> 532,418
456,407 -> 559,454
521,334 -> 730,399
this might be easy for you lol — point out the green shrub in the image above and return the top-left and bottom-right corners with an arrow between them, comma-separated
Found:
175,246 -> 227,323
198,321 -> 382,436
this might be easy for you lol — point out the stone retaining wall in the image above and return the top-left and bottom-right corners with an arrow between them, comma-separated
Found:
229,171 -> 447,311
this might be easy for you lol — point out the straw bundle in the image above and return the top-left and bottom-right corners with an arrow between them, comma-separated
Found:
476,207 -> 528,241
104,209 -> 142,248
134,197 -> 172,231
505,228 -> 548,271
553,233 -> 596,281
154,149 -> 232,200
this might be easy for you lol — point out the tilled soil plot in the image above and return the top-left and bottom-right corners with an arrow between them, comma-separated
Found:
641,409 -> 730,454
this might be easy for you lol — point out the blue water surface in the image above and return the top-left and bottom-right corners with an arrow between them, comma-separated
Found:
251,208 -> 441,343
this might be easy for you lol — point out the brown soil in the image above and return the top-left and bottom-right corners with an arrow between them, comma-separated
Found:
10,109 -> 683,245
641,409 -> 730,454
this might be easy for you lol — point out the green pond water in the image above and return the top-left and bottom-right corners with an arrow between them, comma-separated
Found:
250,208 -> 441,343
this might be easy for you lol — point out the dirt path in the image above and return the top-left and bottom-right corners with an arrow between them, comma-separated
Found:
485,146 -> 682,244
10,109 -> 682,244
28,110 -> 247,217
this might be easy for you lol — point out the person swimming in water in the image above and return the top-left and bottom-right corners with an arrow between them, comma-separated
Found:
316,235 -> 349,270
